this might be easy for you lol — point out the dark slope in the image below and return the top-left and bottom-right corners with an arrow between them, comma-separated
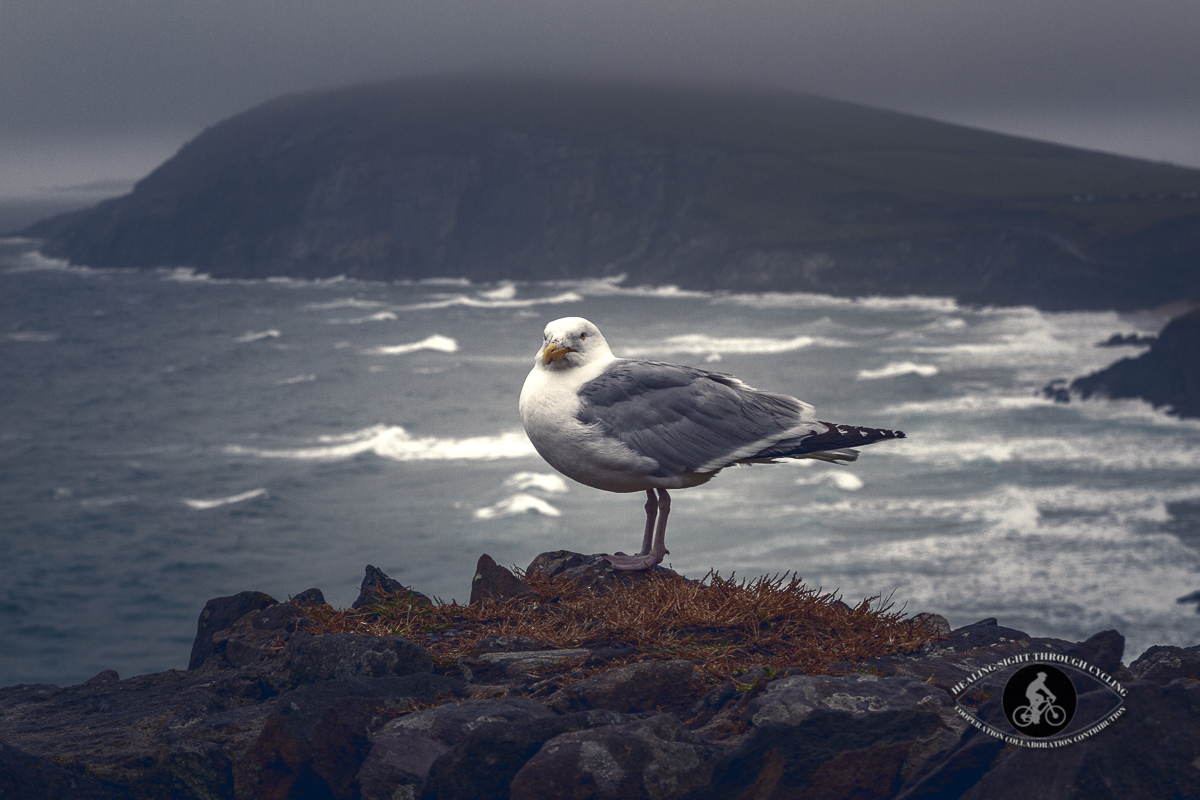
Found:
22,76 -> 1200,310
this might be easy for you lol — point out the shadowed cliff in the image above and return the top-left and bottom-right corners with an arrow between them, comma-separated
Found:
22,76 -> 1200,310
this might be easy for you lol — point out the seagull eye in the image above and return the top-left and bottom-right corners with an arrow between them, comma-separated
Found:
580,332 -> 587,339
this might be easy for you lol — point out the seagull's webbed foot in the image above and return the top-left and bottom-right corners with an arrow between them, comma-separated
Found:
593,488 -> 672,572
597,549 -> 669,571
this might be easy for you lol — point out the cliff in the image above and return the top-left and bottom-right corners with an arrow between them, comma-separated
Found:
21,76 -> 1200,311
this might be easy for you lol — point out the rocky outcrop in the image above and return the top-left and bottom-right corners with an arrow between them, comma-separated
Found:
20,77 -> 1200,312
1053,308 -> 1200,418
1,558 -> 1198,799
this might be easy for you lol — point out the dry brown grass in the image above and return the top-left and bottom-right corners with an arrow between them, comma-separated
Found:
298,570 -> 943,682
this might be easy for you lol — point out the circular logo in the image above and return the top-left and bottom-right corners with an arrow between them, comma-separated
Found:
1002,663 -> 1076,737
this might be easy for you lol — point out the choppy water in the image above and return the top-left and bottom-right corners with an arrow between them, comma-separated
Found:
2,237 -> 1197,687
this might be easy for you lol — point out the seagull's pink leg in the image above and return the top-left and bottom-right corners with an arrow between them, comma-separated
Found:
601,488 -> 671,571
639,489 -> 657,555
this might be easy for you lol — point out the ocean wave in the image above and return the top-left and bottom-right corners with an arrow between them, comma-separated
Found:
395,288 -> 583,311
4,249 -> 105,275
184,488 -> 268,510
235,329 -> 281,343
620,333 -> 849,358
876,430 -> 1200,471
504,472 -> 570,493
794,472 -> 864,491
328,312 -> 398,324
79,495 -> 138,508
276,374 -> 316,385
302,298 -> 388,311
856,362 -> 939,380
225,424 -> 537,461
474,493 -> 562,519
713,291 -> 962,314
5,331 -> 59,342
882,393 -> 1200,429
365,334 -> 458,356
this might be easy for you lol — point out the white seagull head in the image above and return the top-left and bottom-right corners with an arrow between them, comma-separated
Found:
537,317 -> 613,371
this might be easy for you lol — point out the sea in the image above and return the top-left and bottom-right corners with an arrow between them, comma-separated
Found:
2,236 -> 1198,687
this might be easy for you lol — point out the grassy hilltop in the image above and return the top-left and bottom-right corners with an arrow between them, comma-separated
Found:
24,76 -> 1200,310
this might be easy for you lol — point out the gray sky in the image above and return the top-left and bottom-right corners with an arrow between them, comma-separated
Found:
3,0 -> 1199,197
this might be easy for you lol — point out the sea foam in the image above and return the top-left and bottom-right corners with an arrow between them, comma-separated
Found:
184,488 -> 268,510
225,425 -> 537,462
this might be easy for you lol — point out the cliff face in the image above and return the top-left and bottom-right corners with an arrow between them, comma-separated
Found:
24,77 -> 1200,310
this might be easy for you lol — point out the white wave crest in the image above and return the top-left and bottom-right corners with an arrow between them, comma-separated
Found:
396,290 -> 582,311
225,424 -> 537,462
857,362 -> 939,380
302,298 -> 387,311
366,335 -> 458,356
474,493 -> 562,519
329,312 -> 398,324
276,374 -> 316,385
620,333 -> 848,358
184,488 -> 268,510
504,472 -> 570,493
235,329 -> 281,343
4,250 -> 81,274
714,292 -> 961,313
794,472 -> 864,491
6,331 -> 59,342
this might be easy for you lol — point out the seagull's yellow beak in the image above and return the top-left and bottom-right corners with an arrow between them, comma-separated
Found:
542,343 -> 575,365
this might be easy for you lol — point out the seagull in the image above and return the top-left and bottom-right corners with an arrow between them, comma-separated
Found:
519,317 -> 906,571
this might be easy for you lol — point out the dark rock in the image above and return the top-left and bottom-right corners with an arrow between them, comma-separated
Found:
687,681 -> 740,728
1069,308 -> 1200,418
203,602 -> 311,673
949,680 -> 1200,799
911,613 -> 953,637
473,634 -> 548,652
546,659 -> 698,714
0,669 -> 278,799
511,713 -> 720,800
352,565 -> 429,610
941,618 -> 1030,650
84,669 -> 121,685
689,708 -> 946,800
740,674 -> 957,729
381,696 -> 554,747
470,649 -> 591,680
356,729 -> 450,800
292,587 -> 327,606
188,590 -> 277,670
236,674 -> 463,800
469,554 -> 536,605
527,549 -> 685,593
0,739 -> 134,799
289,633 -> 434,685
894,726 -> 1008,800
1064,629 -> 1124,676
1097,332 -> 1157,347
419,710 -> 630,800
1128,643 -> 1200,683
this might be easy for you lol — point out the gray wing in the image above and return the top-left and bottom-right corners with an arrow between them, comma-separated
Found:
575,359 -> 819,477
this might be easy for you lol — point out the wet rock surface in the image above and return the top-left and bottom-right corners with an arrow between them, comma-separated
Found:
1,557 -> 1197,799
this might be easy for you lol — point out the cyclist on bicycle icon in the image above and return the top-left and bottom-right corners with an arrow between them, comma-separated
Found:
1014,671 -> 1066,727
